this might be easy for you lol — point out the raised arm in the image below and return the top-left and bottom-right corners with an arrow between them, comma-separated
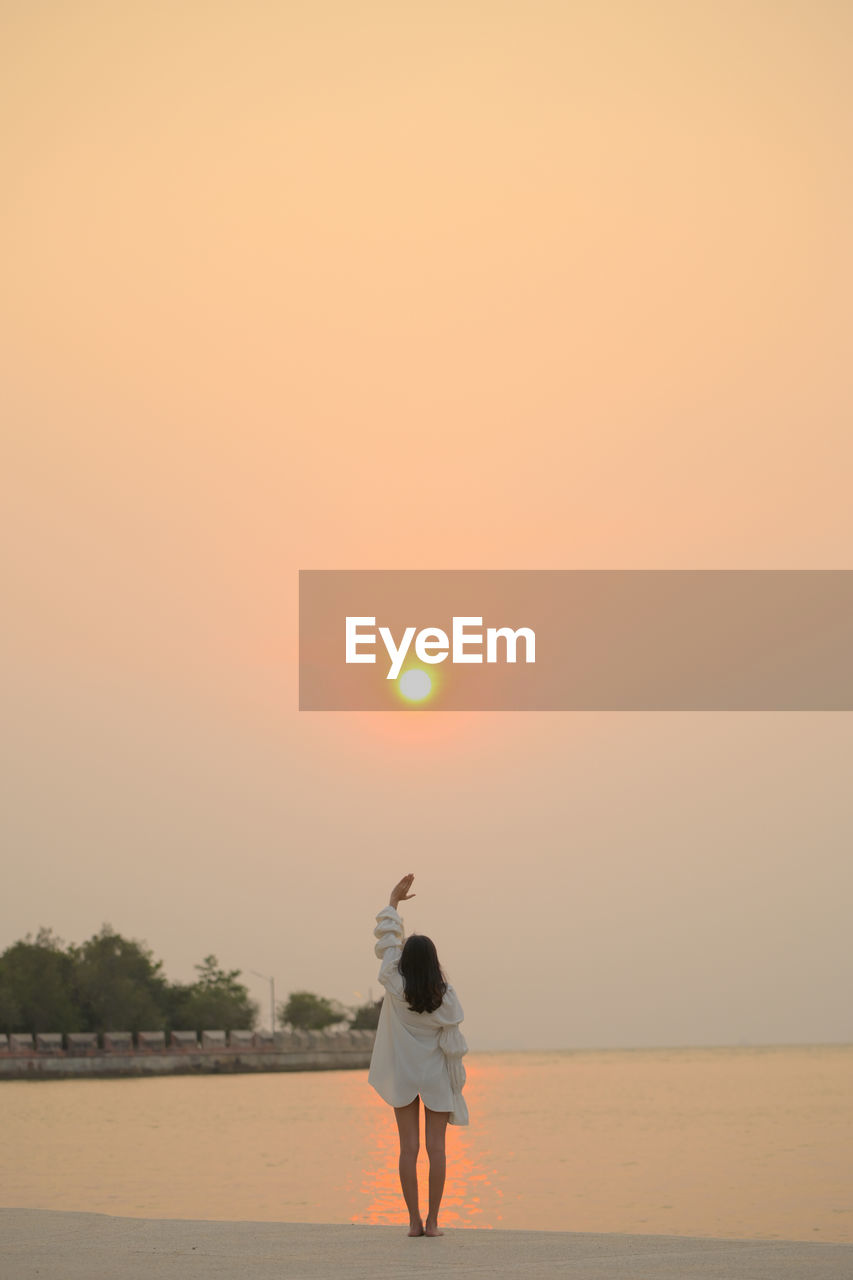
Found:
374,874 -> 416,993
389,872 -> 416,910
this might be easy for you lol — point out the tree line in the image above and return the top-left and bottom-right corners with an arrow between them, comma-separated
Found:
0,926 -> 382,1037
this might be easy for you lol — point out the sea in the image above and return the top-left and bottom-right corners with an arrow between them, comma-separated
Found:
2,1045 -> 851,1242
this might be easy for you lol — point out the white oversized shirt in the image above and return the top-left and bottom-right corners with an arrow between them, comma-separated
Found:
367,906 -> 469,1126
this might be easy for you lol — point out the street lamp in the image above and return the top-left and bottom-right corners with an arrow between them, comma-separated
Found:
250,970 -> 276,1035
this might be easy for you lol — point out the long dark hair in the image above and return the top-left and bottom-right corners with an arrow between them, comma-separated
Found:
398,934 -> 447,1014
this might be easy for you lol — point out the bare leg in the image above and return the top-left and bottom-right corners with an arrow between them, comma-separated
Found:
393,1098 -> 423,1236
424,1106 -> 449,1236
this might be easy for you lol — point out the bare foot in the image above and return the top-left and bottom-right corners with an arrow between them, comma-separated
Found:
408,1219 -> 424,1237
424,1218 -> 443,1237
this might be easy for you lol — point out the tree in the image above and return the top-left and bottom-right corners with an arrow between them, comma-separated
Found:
279,991 -> 347,1031
349,998 -> 383,1030
0,928 -> 79,1035
72,925 -> 169,1033
176,955 -> 258,1033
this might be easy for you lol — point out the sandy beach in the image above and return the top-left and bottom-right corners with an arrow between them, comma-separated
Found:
3,1209 -> 852,1280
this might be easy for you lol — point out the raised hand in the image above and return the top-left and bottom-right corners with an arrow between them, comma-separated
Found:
390,873 -> 416,909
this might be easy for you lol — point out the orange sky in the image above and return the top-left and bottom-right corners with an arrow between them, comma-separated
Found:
2,2 -> 852,1047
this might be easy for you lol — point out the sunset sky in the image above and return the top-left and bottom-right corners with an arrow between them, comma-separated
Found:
3,1 -> 852,1049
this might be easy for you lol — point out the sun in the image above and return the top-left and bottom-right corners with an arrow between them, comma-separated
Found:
398,668 -> 432,702
392,663 -> 445,708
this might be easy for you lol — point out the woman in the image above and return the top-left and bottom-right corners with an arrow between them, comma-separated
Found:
368,873 -> 469,1238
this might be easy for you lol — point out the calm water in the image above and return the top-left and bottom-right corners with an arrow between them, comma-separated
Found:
2,1046 -> 851,1241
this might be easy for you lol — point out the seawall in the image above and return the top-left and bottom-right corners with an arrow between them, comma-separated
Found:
0,1029 -> 375,1079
